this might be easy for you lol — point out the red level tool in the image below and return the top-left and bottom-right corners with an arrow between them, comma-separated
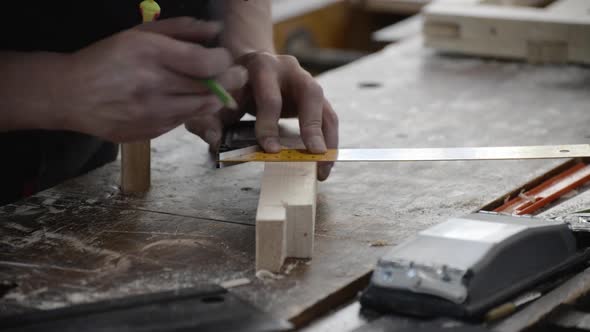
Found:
494,161 -> 590,215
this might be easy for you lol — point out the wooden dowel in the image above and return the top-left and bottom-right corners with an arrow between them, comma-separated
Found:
121,141 -> 151,193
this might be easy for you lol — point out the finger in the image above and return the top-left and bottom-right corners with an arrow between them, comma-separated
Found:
185,107 -> 247,151
251,63 -> 283,153
162,65 -> 248,95
135,17 -> 221,43
211,65 -> 249,93
152,36 -> 232,78
317,100 -> 339,181
112,95 -> 222,142
322,100 -> 339,152
290,71 -> 326,154
120,96 -> 224,142
151,94 -> 223,126
185,113 -> 224,151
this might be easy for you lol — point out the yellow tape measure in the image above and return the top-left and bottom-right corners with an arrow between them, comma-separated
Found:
218,144 -> 590,163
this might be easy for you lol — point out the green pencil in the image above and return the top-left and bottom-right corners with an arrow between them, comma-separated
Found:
202,79 -> 238,110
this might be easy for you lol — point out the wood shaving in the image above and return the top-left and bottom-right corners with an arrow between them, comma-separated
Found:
284,261 -> 298,275
255,270 -> 283,281
369,240 -> 390,247
219,278 -> 251,289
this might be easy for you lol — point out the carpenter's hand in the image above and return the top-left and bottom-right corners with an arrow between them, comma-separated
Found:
60,18 -> 247,142
185,52 -> 339,181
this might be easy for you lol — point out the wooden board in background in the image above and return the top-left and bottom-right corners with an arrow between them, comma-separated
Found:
273,0 -> 352,53
361,0 -> 432,15
422,0 -> 590,65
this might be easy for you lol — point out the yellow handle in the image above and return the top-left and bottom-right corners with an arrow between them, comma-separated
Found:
139,0 -> 161,22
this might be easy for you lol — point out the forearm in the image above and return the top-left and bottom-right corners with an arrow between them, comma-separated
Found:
0,51 -> 68,132
221,0 -> 275,58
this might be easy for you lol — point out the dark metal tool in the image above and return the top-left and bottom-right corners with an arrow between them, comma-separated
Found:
0,285 -> 292,332
360,212 -> 590,321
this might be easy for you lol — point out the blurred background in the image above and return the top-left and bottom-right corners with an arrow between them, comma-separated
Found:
270,0 -> 563,74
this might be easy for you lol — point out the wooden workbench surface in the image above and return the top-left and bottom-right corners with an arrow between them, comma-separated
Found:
1,37 -> 589,329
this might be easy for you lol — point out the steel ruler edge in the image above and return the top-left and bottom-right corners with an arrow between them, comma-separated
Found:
218,144 -> 590,163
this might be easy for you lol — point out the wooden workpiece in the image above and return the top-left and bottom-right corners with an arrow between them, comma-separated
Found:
422,0 -> 590,65
1,36 -> 590,331
256,162 -> 318,272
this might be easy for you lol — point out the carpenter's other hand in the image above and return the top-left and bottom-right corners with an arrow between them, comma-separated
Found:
62,17 -> 247,142
186,52 -> 339,181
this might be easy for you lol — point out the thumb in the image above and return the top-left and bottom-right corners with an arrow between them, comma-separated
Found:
185,113 -> 225,152
135,17 -> 222,43
185,106 -> 247,152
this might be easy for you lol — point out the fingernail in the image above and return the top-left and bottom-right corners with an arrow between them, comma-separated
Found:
318,163 -> 334,181
309,136 -> 327,153
205,129 -> 220,146
263,137 -> 281,153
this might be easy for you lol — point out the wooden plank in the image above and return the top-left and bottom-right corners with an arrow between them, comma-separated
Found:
256,162 -> 317,272
0,200 -> 257,316
422,0 -> 590,65
120,142 -> 150,193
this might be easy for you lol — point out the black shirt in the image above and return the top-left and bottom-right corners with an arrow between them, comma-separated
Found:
0,1 -> 213,206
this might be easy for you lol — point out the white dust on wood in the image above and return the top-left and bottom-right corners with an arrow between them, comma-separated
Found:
220,278 -> 251,289
255,270 -> 284,282
140,239 -> 213,252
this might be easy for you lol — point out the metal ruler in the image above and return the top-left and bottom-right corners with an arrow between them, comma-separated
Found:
218,144 -> 590,163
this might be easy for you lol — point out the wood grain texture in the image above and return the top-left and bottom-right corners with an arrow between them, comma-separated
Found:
121,142 -> 151,193
256,162 -> 317,272
256,207 -> 288,272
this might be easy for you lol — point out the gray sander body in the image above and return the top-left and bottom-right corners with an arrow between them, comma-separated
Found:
361,212 -> 589,319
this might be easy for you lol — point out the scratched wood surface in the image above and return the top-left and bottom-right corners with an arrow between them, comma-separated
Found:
1,37 -> 590,328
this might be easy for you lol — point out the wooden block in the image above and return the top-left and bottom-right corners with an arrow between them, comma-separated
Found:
121,141 -> 151,193
286,204 -> 316,258
527,40 -> 569,63
422,0 -> 590,65
286,176 -> 317,258
546,0 -> 589,17
423,21 -> 460,38
255,162 -> 318,272
256,207 -> 287,272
